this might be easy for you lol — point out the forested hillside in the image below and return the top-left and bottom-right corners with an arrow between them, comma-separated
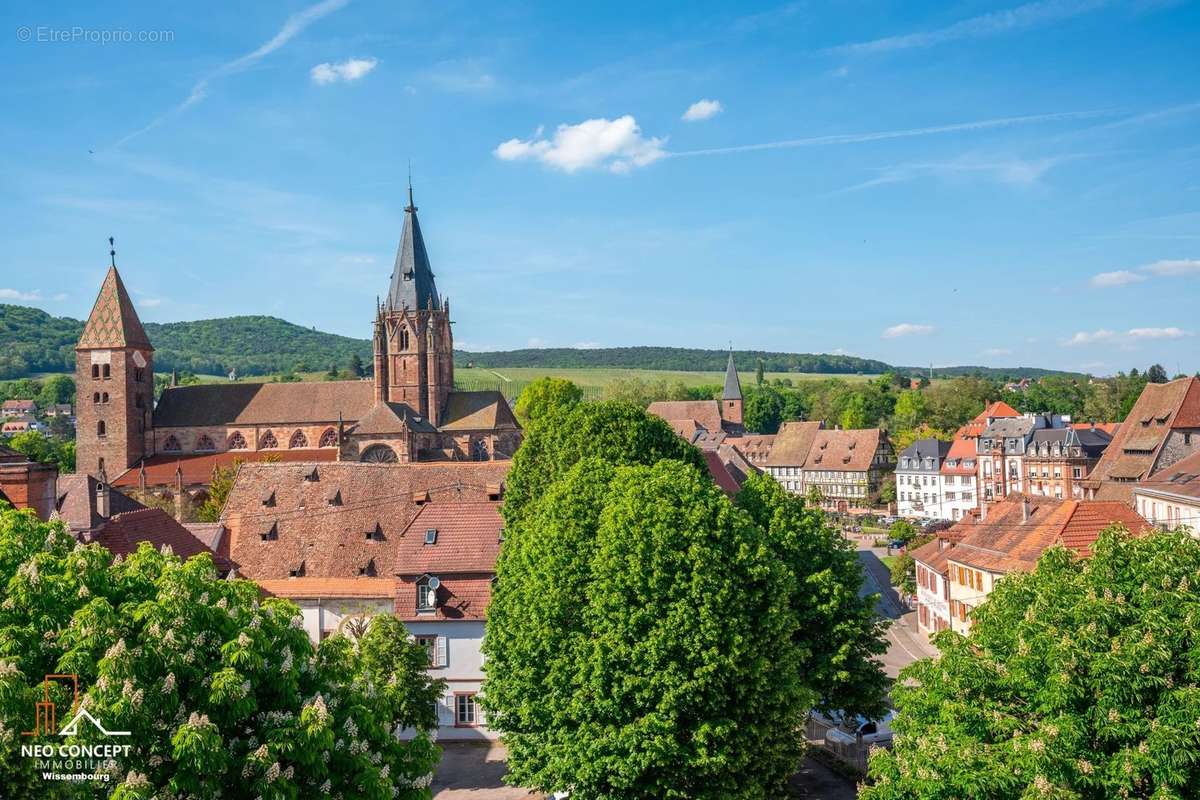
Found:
457,346 -> 894,374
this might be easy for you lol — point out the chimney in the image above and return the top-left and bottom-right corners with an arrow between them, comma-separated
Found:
174,462 -> 184,522
137,461 -> 147,496
980,502 -> 988,521
95,466 -> 110,519
1022,496 -> 1030,522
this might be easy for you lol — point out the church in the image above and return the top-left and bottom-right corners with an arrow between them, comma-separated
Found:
74,189 -> 522,485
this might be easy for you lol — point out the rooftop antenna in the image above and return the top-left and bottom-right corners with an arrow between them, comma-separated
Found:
108,236 -> 116,268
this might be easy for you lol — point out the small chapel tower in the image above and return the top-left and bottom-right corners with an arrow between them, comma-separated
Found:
75,240 -> 155,478
373,185 -> 454,426
722,351 -> 743,426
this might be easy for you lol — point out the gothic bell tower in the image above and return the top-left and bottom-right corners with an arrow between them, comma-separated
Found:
372,185 -> 454,426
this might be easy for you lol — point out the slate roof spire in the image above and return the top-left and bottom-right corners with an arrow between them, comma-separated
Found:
386,180 -> 440,312
77,239 -> 153,350
723,350 -> 742,401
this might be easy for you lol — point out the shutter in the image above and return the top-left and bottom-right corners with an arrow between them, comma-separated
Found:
436,635 -> 448,668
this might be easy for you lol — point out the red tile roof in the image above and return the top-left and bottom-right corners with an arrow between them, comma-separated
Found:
55,475 -> 146,532
646,400 -> 725,435
395,574 -> 493,621
940,435 -> 978,476
947,495 -> 1149,573
764,421 -> 824,467
257,577 -> 398,599
1138,451 -> 1200,502
1084,377 -> 1200,502
702,450 -> 742,495
1072,422 -> 1121,436
806,428 -> 886,472
959,401 -> 1020,437
394,502 -> 503,574
87,507 -> 235,572
112,449 -> 338,488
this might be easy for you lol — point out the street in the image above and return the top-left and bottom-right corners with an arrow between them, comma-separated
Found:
853,538 -> 939,677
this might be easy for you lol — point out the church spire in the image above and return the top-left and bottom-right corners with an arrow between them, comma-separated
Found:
387,180 -> 440,311
723,350 -> 742,401
77,238 -> 153,351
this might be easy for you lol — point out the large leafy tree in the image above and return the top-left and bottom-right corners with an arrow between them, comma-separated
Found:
502,400 -> 705,524
484,459 -> 809,800
744,386 -> 786,434
0,503 -> 441,799
513,377 -> 583,426
863,527 -> 1200,799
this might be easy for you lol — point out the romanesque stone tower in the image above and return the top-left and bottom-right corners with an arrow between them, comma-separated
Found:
75,249 -> 154,478
373,186 -> 454,426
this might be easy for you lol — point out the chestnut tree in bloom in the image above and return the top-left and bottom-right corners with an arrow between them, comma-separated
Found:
0,502 -> 442,799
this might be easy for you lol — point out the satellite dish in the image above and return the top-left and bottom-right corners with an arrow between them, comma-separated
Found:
427,576 -> 441,590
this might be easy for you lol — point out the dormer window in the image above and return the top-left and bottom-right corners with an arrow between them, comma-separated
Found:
359,559 -> 376,577
365,522 -> 383,541
289,560 -> 304,578
425,528 -> 438,545
304,467 -> 319,482
327,488 -> 342,506
261,522 -> 278,542
261,489 -> 276,507
417,577 -> 439,611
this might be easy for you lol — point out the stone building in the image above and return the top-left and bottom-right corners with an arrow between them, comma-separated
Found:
73,189 -> 522,491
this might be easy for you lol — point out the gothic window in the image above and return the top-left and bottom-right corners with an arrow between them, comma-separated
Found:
319,428 -> 338,448
361,444 -> 398,463
400,328 -> 410,350
97,421 -> 106,437
163,435 -> 182,452
93,392 -> 100,404
101,393 -> 109,404
260,431 -> 279,449
101,364 -> 111,379
91,365 -> 100,379
228,431 -> 248,450
289,430 -> 308,449
134,368 -> 145,383
195,434 -> 216,452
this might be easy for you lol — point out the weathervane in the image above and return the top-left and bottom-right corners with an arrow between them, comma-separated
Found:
108,236 -> 116,268
405,160 -> 416,213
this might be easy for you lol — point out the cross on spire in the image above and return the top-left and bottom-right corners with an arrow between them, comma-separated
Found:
405,160 -> 417,213
108,236 -> 116,268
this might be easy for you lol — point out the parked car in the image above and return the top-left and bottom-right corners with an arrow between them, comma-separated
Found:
825,709 -> 897,746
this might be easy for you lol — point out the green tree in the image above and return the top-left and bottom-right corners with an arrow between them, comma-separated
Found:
36,375 -> 75,408
502,400 -> 705,524
1,430 -> 75,472
839,393 -> 869,430
1146,363 -> 1169,384
484,459 -> 809,800
888,519 -> 920,545
863,527 -> 1200,799
892,389 -> 929,431
194,460 -> 241,522
348,353 -> 365,377
743,385 -> 786,434
513,377 -> 583,425
0,503 -> 442,799
755,357 -> 765,386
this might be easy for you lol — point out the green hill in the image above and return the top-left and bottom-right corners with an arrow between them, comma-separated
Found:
0,303 -> 1085,382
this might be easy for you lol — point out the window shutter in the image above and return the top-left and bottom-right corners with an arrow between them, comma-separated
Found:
436,635 -> 448,668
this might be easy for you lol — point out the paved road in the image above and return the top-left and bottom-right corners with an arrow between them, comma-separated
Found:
853,539 -> 939,677
433,742 -> 545,800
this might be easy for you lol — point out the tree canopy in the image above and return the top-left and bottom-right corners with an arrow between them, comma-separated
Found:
0,503 -> 442,799
863,527 -> 1200,799
513,377 -> 583,425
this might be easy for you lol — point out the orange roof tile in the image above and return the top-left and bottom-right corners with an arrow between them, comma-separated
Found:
112,449 -> 338,488
257,577 -> 398,599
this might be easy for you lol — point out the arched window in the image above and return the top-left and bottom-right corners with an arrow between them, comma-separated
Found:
101,364 -> 111,379
400,328 -> 410,350
319,428 -> 338,448
361,444 -> 398,463
227,431 -> 248,450
91,365 -> 100,379
163,435 -> 182,452
97,420 -> 106,437
93,392 -> 100,404
473,439 -> 489,461
260,431 -> 279,449
195,434 -> 216,452
101,392 -> 109,404
289,430 -> 308,449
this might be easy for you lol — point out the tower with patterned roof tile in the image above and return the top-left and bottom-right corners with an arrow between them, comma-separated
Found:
374,184 -> 454,427
75,258 -> 154,479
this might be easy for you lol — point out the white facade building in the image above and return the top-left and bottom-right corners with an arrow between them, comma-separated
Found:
895,439 -> 952,520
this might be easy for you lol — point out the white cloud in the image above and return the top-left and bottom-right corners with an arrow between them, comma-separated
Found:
311,57 -> 378,85
828,0 -> 1111,56
115,0 -> 351,146
573,341 -> 603,349
526,337 -> 548,348
0,288 -> 41,302
682,99 -> 723,122
983,347 -> 1013,357
1143,258 -> 1200,276
495,116 -> 667,173
882,323 -> 935,339
1090,269 -> 1146,288
1064,327 -> 1190,346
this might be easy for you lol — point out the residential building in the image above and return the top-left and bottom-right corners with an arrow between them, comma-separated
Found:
977,413 -> 1072,505
0,445 -> 58,520
220,460 -> 509,740
1082,377 -> 1200,502
2,399 -> 38,417
895,438 -> 952,519
763,423 -> 894,512
959,400 -> 1020,439
910,528 -> 964,635
938,435 -> 979,521
43,403 -> 74,418
73,188 -> 522,483
1134,450 -> 1200,533
944,495 -> 1149,634
1024,426 -> 1111,500
1,415 -> 42,434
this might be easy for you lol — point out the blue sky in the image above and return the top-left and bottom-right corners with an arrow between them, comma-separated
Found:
2,0 -> 1198,374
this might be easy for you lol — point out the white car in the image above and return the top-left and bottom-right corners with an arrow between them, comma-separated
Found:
824,709 -> 896,746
